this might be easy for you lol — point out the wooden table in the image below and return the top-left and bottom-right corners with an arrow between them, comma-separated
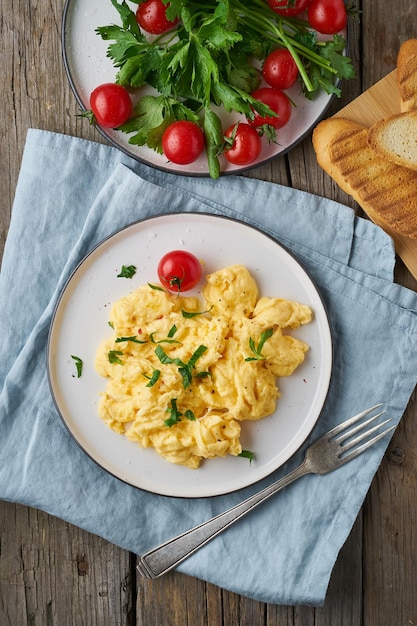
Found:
1,2 -> 416,624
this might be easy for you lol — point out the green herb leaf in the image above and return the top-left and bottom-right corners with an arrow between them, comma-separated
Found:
185,409 -> 196,421
238,449 -> 254,463
71,355 -> 83,378
164,398 -> 183,427
148,283 -> 165,291
181,306 -> 213,318
167,324 -> 177,338
108,350 -> 124,364
155,345 -> 174,365
145,369 -> 161,387
117,264 -> 136,278
149,331 -> 181,345
115,335 -> 147,344
188,345 -> 208,368
195,371 -> 211,379
245,327 -> 274,361
155,344 -> 208,388
178,366 -> 193,388
204,108 -> 223,179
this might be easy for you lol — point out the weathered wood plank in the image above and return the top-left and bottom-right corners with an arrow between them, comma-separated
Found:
353,3 -> 417,625
0,503 -> 132,625
363,400 -> 417,625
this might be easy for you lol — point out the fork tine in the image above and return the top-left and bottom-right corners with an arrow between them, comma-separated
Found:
338,422 -> 395,465
338,417 -> 391,452
324,404 -> 383,439
334,410 -> 387,445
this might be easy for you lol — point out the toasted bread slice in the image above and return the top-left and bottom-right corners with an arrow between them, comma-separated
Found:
367,111 -> 417,172
397,39 -> 417,112
312,117 -> 417,239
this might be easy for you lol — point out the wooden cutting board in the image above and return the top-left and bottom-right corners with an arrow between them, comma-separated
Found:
331,70 -> 417,281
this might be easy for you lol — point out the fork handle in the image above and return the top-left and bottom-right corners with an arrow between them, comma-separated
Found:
137,461 -> 308,578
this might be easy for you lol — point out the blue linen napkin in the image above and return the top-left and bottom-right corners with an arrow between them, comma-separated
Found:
1,128 -> 417,606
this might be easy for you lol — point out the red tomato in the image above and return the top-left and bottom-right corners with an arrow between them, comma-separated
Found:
248,88 -> 292,129
157,250 -> 202,292
224,123 -> 262,165
268,0 -> 312,16
136,0 -> 179,35
262,49 -> 299,90
307,0 -> 347,34
89,83 -> 132,128
162,121 -> 205,165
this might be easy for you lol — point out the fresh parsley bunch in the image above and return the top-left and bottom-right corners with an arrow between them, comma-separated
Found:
96,0 -> 355,178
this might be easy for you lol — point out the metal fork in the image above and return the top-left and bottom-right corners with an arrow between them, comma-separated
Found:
137,404 -> 394,579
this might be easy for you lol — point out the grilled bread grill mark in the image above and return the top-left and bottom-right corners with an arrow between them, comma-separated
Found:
313,117 -> 417,239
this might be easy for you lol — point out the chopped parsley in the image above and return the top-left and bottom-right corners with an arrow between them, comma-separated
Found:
164,398 -> 182,427
117,265 -> 136,279
182,306 -> 213,318
155,344 -> 208,389
108,350 -> 124,364
245,328 -> 274,361
145,369 -> 161,387
238,449 -> 254,463
148,283 -> 165,291
71,355 -> 83,378
115,335 -> 147,344
149,331 -> 181,345
164,401 -> 197,427
167,324 -> 177,338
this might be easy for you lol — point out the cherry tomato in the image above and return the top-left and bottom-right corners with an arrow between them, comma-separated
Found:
162,121 -> 205,165
262,49 -> 299,90
248,88 -> 292,129
307,0 -> 347,34
157,250 -> 202,292
224,123 -> 262,165
136,0 -> 179,35
89,83 -> 132,128
268,0 -> 312,16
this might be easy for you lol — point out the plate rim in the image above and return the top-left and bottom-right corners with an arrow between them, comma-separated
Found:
47,211 -> 333,498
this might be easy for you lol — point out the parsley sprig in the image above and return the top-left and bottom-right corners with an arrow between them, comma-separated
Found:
95,0 -> 355,178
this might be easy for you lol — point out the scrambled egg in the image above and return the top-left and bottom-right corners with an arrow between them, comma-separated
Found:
95,265 -> 312,469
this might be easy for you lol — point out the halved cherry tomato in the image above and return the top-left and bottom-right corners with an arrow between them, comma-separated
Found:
162,121 -> 205,165
89,83 -> 132,128
268,0 -> 312,16
248,88 -> 292,129
157,250 -> 202,292
307,0 -> 347,34
224,123 -> 262,165
136,0 -> 179,35
262,49 -> 299,90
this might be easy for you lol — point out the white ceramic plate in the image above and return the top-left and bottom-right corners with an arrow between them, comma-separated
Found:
61,0 -> 344,176
48,213 -> 332,497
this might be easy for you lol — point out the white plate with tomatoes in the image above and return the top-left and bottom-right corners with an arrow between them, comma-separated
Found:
61,0 -> 351,177
48,213 -> 332,498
